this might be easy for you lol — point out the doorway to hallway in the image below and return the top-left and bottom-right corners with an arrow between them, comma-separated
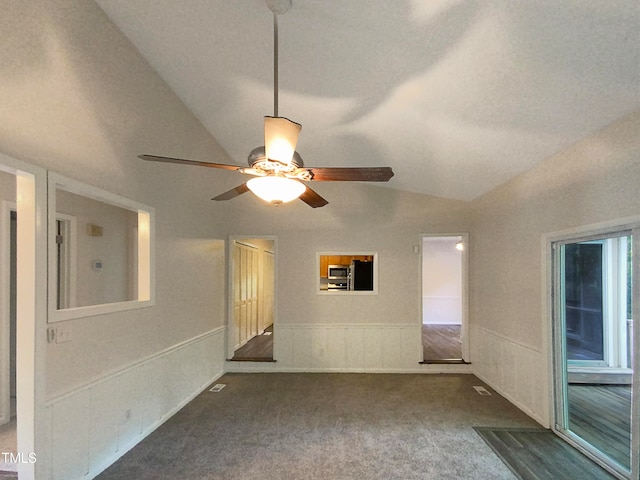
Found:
228,236 -> 276,362
421,234 -> 468,363
0,155 -> 41,480
0,205 -> 17,474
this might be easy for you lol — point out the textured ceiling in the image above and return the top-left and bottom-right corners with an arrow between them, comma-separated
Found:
95,0 -> 640,201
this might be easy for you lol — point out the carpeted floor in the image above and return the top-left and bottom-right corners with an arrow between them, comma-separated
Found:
97,373 -> 543,480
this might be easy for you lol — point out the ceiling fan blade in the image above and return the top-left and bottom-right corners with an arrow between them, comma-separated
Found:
211,183 -> 250,201
307,166 -> 394,182
299,186 -> 329,208
139,154 -> 242,171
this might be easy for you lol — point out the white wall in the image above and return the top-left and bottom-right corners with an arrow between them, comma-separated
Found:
0,171 -> 15,201
224,185 -> 470,329
224,186 -> 473,373
470,110 -> 640,426
56,189 -> 137,308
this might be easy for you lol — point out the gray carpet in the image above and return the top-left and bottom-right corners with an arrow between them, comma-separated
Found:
97,373 -> 542,480
474,427 -> 616,479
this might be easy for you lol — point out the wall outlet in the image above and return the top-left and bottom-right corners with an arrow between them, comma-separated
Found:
56,327 -> 72,344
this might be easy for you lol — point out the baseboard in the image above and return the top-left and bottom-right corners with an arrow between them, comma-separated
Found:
225,364 -> 474,374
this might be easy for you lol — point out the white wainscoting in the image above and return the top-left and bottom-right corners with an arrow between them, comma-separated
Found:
40,327 -> 225,480
471,325 -> 549,427
226,324 -> 473,374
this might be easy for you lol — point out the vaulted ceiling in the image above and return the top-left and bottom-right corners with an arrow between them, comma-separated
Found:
95,0 -> 640,201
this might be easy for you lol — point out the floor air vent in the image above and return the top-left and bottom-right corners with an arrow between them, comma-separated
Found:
473,386 -> 491,395
209,384 -> 226,393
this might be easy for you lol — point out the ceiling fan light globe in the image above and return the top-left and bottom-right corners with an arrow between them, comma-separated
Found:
264,116 -> 301,165
247,176 -> 306,204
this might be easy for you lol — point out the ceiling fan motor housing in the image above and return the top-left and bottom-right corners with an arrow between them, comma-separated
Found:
248,146 -> 305,169
265,0 -> 292,15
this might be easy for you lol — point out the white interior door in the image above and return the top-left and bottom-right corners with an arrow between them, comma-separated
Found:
232,242 -> 259,349
228,236 -> 276,360
261,250 -> 274,332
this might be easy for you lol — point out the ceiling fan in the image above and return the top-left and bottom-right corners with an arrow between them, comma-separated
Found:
139,0 -> 394,208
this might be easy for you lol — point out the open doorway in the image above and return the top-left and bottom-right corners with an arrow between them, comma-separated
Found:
228,237 -> 276,362
0,155 -> 41,480
421,234 -> 468,363
0,203 -> 17,475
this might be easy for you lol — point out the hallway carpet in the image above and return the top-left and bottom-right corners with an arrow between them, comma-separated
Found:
97,373 -> 541,480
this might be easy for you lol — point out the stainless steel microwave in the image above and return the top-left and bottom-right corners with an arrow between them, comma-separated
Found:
328,264 -> 350,279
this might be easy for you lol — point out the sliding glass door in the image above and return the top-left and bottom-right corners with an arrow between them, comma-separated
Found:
552,227 -> 638,479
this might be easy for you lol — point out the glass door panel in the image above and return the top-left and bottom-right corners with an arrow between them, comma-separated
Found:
555,232 -> 634,477
564,242 -> 605,363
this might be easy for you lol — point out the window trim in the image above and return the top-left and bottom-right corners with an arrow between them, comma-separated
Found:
47,173 -> 155,322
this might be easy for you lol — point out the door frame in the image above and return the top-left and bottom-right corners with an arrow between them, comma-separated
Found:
0,153 -> 46,480
226,235 -> 277,361
0,200 -> 16,426
420,233 -> 470,362
54,213 -> 77,310
547,217 -> 640,479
